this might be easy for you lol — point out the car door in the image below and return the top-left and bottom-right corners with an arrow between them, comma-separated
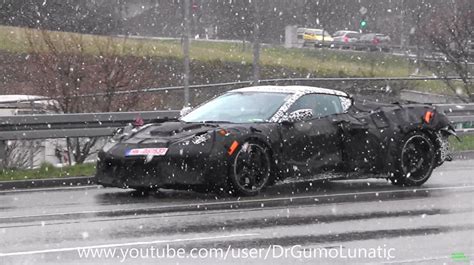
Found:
279,93 -> 344,178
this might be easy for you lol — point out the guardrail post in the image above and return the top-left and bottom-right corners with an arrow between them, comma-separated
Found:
0,140 -> 6,168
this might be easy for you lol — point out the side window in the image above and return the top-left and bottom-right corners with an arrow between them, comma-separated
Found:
347,33 -> 360,38
288,94 -> 343,118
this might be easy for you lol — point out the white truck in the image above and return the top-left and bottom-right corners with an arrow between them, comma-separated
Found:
0,95 -> 66,169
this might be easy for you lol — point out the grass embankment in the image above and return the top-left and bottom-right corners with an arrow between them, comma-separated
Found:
0,25 -> 414,78
450,135 -> 474,152
0,163 -> 96,182
0,25 -> 452,94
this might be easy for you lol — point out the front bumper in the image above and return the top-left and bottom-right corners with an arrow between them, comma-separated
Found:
96,148 -> 229,190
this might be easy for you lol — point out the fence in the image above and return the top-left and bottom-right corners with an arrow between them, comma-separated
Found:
0,76 -> 470,102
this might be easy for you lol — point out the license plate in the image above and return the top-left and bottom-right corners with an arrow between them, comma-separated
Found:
125,148 -> 168,156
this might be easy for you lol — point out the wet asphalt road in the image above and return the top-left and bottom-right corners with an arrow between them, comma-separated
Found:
0,160 -> 473,265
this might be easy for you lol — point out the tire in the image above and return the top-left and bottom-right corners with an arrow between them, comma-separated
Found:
228,141 -> 272,196
390,132 -> 436,186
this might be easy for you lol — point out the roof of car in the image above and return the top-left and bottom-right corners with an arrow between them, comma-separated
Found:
0,95 -> 47,103
231,85 -> 349,97
301,28 -> 324,34
362,33 -> 388,36
335,30 -> 359,34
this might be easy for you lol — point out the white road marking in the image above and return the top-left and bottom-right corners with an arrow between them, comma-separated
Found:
2,184 -> 474,221
0,233 -> 259,257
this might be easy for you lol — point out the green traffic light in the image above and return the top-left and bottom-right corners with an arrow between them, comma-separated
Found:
360,20 -> 367,28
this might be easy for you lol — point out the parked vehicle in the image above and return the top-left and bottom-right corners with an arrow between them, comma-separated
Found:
0,95 -> 64,169
0,95 -> 58,115
356,33 -> 391,52
332,30 -> 360,49
297,28 -> 333,47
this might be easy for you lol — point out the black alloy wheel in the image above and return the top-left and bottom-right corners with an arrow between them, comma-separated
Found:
229,142 -> 272,196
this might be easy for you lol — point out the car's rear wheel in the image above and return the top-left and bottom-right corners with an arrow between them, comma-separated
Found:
228,141 -> 271,196
390,132 -> 436,186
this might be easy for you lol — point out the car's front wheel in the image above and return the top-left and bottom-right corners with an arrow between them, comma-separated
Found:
390,132 -> 436,186
228,141 -> 272,196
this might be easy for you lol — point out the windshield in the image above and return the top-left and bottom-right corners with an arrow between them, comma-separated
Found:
181,92 -> 291,123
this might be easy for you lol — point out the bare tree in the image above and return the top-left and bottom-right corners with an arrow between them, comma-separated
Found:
24,29 -> 153,163
421,0 -> 473,102
1,140 -> 42,169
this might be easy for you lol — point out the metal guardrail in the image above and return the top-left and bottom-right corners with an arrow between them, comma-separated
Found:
434,103 -> 474,112
435,104 -> 474,119
0,77 -> 472,141
0,104 -> 472,141
435,104 -> 474,136
0,110 -> 180,140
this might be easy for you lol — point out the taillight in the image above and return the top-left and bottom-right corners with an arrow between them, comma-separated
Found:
424,110 -> 434,124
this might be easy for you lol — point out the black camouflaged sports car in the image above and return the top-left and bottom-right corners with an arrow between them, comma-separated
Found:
96,86 -> 455,196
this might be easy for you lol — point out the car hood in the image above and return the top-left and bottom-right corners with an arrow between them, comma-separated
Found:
122,121 -> 219,145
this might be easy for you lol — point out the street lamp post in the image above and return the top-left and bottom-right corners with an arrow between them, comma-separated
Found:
252,1 -> 261,85
183,0 -> 191,106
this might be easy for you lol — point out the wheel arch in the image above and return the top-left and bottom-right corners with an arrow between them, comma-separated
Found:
386,128 -> 434,175
390,129 -> 437,186
241,136 -> 280,182
225,136 -> 274,196
420,128 -> 448,166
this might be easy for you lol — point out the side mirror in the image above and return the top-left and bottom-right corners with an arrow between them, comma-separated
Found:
280,109 -> 313,124
180,106 -> 193,117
